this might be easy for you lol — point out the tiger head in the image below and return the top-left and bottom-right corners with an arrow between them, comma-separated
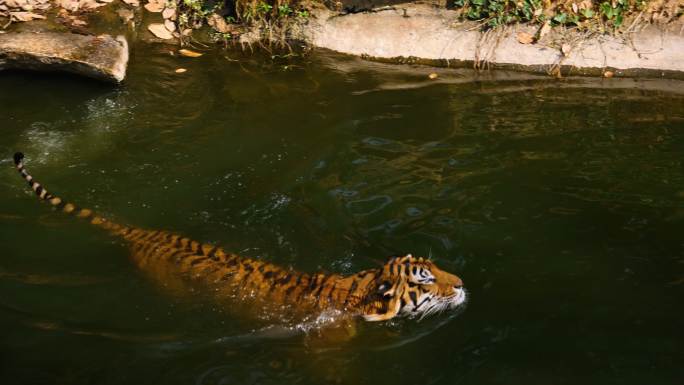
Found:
363,254 -> 466,322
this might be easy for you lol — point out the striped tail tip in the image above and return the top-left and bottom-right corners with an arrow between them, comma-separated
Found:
14,152 -> 24,166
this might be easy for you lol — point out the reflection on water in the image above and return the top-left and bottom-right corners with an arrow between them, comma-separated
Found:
1,46 -> 683,385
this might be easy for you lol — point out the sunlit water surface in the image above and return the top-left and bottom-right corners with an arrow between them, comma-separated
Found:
1,45 -> 683,385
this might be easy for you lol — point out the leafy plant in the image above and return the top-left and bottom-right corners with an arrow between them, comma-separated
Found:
451,0 -> 651,30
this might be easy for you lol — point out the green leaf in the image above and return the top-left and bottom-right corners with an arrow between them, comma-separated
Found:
553,12 -> 567,24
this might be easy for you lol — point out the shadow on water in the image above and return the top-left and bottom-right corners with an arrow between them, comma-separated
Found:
0,45 -> 683,385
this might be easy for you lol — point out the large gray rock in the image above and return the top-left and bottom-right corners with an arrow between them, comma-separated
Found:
302,3 -> 684,78
0,32 -> 128,83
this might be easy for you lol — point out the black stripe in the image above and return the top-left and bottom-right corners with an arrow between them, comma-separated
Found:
285,275 -> 303,298
409,291 -> 418,306
265,274 -> 280,295
327,280 -> 337,306
278,273 -> 292,285
174,251 -> 194,263
313,275 -> 332,297
241,263 -> 255,281
207,246 -> 218,261
190,257 -> 209,266
343,279 -> 359,306
414,297 -> 431,312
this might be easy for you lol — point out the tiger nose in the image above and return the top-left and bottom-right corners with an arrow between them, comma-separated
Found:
453,276 -> 463,289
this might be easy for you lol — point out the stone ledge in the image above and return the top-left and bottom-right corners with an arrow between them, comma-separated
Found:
301,4 -> 684,78
0,31 -> 128,83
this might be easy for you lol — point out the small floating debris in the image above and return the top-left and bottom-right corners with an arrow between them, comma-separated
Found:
428,72 -> 438,80
178,48 -> 202,57
175,68 -> 187,73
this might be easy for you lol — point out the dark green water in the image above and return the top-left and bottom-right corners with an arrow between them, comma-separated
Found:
1,44 -> 683,385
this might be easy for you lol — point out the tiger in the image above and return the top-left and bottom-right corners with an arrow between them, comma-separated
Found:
13,152 -> 466,324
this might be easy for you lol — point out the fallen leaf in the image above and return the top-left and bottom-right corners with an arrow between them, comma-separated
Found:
516,31 -> 534,44
175,68 -> 187,73
178,48 -> 203,57
538,20 -> 551,40
147,23 -> 173,39
5,0 -> 27,8
603,71 -> 614,78
79,0 -> 106,10
428,73 -> 438,80
56,0 -> 79,12
164,19 -> 175,32
10,11 -> 46,21
571,3 -> 578,13
70,17 -> 87,26
561,43 -> 571,56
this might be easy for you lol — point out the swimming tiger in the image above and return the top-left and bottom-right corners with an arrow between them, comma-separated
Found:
13,152 -> 466,323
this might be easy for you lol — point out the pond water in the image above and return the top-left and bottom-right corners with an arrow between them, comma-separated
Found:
1,44 -> 683,385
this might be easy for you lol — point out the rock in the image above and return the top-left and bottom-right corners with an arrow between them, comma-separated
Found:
303,4 -> 684,78
164,19 -> 175,32
0,32 -> 128,83
147,23 -> 173,39
144,0 -> 164,13
207,13 -> 233,34
162,7 -> 175,20
117,8 -> 134,23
